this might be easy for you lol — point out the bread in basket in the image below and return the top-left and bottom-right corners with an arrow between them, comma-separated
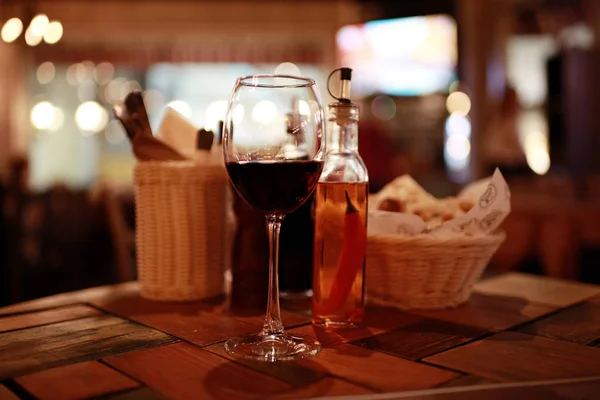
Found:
366,171 -> 509,309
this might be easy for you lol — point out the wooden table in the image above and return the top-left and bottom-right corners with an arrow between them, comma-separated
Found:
2,273 -> 600,399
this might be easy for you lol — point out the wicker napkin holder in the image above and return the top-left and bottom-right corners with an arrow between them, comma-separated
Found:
134,160 -> 229,301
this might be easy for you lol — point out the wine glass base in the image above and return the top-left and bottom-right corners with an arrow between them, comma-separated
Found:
224,333 -> 321,362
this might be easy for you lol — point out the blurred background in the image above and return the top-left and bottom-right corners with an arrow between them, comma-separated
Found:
1,0 -> 599,306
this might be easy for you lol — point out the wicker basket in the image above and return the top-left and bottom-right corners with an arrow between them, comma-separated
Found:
366,231 -> 506,309
134,160 -> 229,301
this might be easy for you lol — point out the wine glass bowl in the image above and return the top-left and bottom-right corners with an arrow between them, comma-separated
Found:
222,75 -> 324,361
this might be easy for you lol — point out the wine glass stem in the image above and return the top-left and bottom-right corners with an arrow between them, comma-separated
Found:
261,214 -> 285,337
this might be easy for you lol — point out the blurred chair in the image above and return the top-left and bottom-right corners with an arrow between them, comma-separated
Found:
4,183 -> 115,304
492,170 -> 600,281
491,174 -> 580,279
538,211 -> 578,280
101,183 -> 136,282
576,175 -> 600,248
490,209 -> 537,273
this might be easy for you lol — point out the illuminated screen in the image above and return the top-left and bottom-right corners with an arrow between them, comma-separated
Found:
336,14 -> 458,96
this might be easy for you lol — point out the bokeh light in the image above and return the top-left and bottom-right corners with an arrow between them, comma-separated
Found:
36,62 -> 55,84
232,104 -> 245,124
104,119 -> 127,144
524,130 -> 550,175
1,18 -> 23,43
30,101 -> 56,130
205,100 -> 228,131
43,21 -> 63,44
446,91 -> 471,116
75,101 -> 108,133
66,64 -> 82,86
80,61 -> 95,82
371,95 -> 396,121
252,100 -> 277,124
93,62 -> 115,85
274,62 -> 302,76
445,113 -> 471,137
298,100 -> 311,116
24,26 -> 43,46
104,78 -> 127,103
444,113 -> 472,171
445,135 -> 471,161
29,14 -> 49,36
119,81 -> 142,100
526,148 -> 550,175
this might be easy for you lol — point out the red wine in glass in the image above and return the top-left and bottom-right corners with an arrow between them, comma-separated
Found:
226,160 -> 323,215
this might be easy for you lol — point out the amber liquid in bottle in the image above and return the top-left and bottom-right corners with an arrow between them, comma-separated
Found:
312,181 -> 368,326
312,68 -> 368,327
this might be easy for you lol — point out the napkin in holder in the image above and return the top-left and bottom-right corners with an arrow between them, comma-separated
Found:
115,92 -> 229,301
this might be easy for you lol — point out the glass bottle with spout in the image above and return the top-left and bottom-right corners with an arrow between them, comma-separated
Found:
312,68 -> 369,327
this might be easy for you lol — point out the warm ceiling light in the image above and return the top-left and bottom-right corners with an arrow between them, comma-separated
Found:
251,100 -> 277,124
75,101 -> 108,133
1,17 -> 23,43
43,21 -> 63,44
29,14 -> 49,36
274,62 -> 301,76
30,101 -> 56,130
446,91 -> 472,116
24,26 -> 43,46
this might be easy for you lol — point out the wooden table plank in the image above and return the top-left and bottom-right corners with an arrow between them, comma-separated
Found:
286,307 -> 425,349
104,342 -> 292,400
206,342 -> 327,387
362,377 -> 600,400
0,385 -> 18,400
15,361 -> 140,400
267,377 -> 374,399
352,319 -> 489,361
0,315 -> 178,380
474,273 -> 600,307
296,344 -> 459,392
518,297 -> 600,345
439,374 -> 497,388
287,324 -> 384,349
362,306 -> 428,332
1,273 -> 598,400
0,282 -> 139,315
101,387 -> 168,400
0,305 -> 102,333
409,293 -> 556,332
91,294 -> 309,347
425,331 -> 600,382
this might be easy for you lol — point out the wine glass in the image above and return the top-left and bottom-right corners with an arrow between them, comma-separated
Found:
222,75 -> 325,361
